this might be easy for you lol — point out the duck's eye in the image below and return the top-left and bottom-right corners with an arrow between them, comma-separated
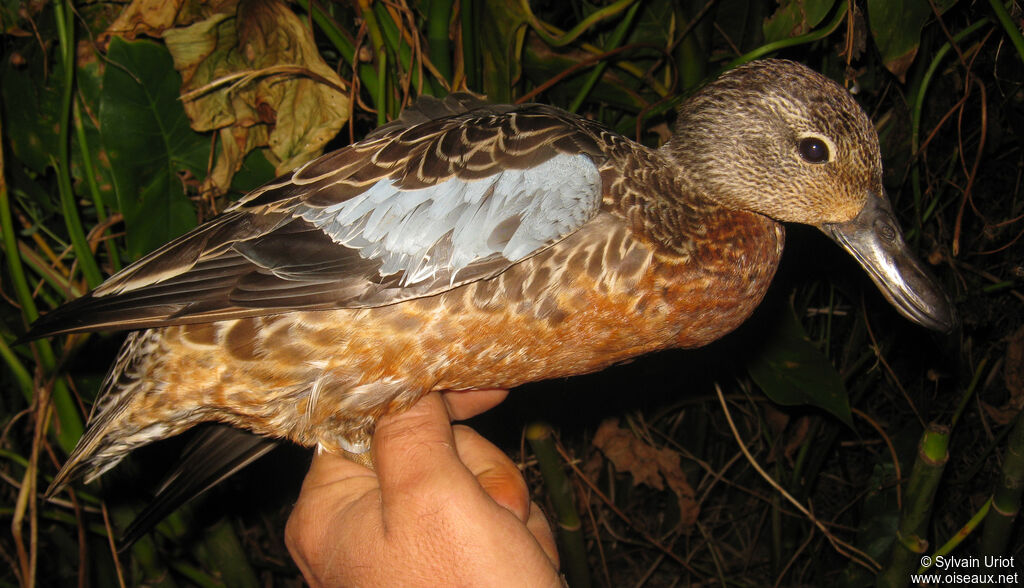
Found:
798,137 -> 830,163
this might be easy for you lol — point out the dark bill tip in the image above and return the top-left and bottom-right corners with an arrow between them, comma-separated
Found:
821,193 -> 957,333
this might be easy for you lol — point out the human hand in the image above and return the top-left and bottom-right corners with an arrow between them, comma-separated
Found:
285,390 -> 563,587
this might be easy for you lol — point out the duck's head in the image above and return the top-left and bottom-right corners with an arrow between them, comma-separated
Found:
665,59 -> 955,332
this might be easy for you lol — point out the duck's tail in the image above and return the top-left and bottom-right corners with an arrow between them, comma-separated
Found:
45,329 -> 180,497
118,426 -> 278,550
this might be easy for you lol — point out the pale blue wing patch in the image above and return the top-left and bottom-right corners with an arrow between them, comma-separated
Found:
293,153 -> 602,286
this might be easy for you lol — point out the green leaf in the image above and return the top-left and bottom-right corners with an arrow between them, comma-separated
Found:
479,1 -> 530,103
747,304 -> 852,426
715,0 -> 770,54
763,0 -> 837,43
229,148 -> 276,195
867,0 -> 958,81
627,0 -> 677,57
1,53 -> 62,176
100,37 -> 208,259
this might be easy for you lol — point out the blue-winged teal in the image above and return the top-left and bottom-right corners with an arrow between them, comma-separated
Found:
29,59 -> 954,501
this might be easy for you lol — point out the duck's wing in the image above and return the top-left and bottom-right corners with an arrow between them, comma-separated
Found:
25,96 -> 613,338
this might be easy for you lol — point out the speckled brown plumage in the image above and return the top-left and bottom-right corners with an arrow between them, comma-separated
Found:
28,59 -> 953,497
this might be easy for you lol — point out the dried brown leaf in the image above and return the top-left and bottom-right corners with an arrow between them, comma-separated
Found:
981,326 -> 1024,426
592,419 -> 699,527
783,416 -> 812,461
981,401 -> 1018,426
653,445 -> 699,527
581,450 -> 604,482
763,403 -> 790,438
593,418 -> 663,489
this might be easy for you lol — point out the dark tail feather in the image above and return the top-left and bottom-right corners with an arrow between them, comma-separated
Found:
119,425 -> 278,550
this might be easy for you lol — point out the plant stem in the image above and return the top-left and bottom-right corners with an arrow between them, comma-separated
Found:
53,0 -> 102,288
981,412 -> 1024,555
427,0 -> 453,85
567,1 -> 640,113
726,1 -> 848,70
908,18 -> 989,238
359,0 -> 392,123
988,0 -> 1024,63
460,0 -> 480,90
73,97 -> 121,273
521,0 -> 638,48
877,425 -> 950,587
300,0 -> 381,100
919,497 -> 989,573
526,422 -> 591,588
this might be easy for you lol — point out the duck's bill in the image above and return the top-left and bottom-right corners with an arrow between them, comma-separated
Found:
820,192 -> 957,333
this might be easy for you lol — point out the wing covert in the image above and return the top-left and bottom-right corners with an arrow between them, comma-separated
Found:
294,153 -> 601,286
25,97 -> 615,338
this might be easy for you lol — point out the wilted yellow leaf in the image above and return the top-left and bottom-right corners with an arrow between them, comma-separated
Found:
161,0 -> 349,194
102,0 -> 234,41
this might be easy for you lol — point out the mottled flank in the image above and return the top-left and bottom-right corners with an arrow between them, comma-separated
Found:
28,60 -> 954,495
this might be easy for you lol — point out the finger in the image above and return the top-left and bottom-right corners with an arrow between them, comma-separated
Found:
286,451 -> 381,580
372,392 -> 472,503
301,450 -> 376,489
451,425 -> 530,521
442,389 -> 509,420
288,451 -> 380,536
526,502 -> 560,567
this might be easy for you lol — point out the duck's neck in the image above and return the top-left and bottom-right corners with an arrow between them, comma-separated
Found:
601,146 -> 784,262
599,146 -> 785,347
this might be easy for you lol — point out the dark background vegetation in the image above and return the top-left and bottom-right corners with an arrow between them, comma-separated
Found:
1,0 -> 1022,586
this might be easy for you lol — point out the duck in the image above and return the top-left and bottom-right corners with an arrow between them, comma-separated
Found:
28,59 -> 955,505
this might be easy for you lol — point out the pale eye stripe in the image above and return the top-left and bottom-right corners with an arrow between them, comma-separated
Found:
294,153 -> 601,286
